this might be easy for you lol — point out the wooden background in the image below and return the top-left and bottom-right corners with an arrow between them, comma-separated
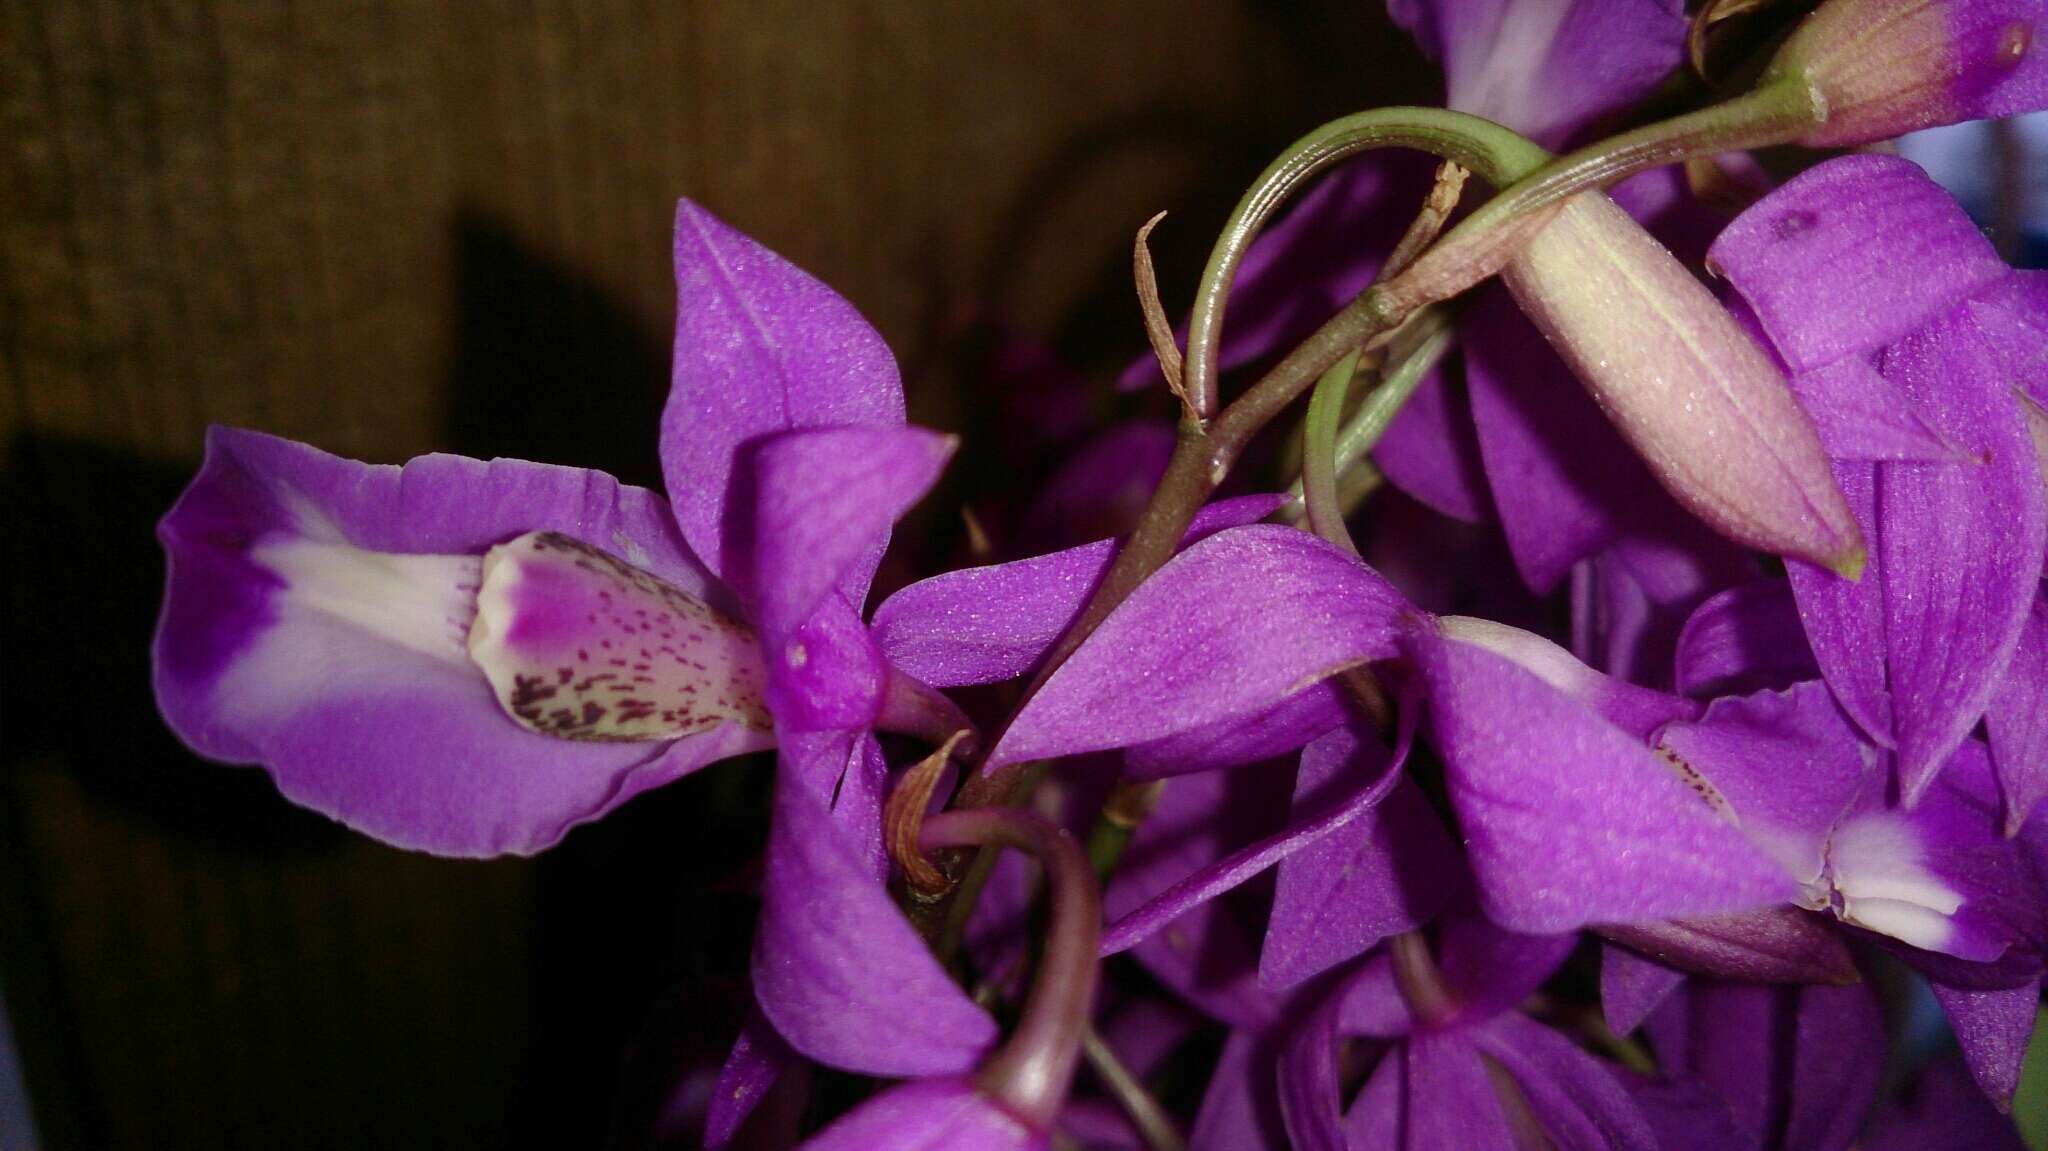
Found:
0,4 -> 1429,1147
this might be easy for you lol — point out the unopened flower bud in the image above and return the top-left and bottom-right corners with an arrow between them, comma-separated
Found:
1500,191 -> 1865,576
1766,0 -> 2048,147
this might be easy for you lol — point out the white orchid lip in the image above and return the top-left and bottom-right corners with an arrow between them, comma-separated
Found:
468,531 -> 772,741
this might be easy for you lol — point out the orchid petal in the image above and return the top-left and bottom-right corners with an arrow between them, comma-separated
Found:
1465,288 -> 1643,591
1435,911 -> 1581,1025
1623,1077 -> 1759,1151
1190,1029 -> 1289,1151
752,768 -> 996,1076
1655,681 -> 1875,878
1574,522 -> 1758,690
1865,1055 -> 2030,1151
1674,580 -> 1817,699
152,427 -> 772,858
1597,906 -> 1859,985
1931,979 -> 2043,1111
1987,596 -> 2048,834
1409,627 -> 1796,933
1102,712 -> 1415,960
1261,774 -> 1456,991
1373,365 -> 1495,523
663,200 -> 905,598
797,1078 -> 1038,1151
1710,155 -> 2010,374
1123,680 -> 1351,781
1276,981 -> 1347,1151
1104,765 -> 1290,1030
747,425 -> 953,643
870,495 -> 1286,689
705,1010 -> 794,1150
1015,420 -> 1175,548
1474,1014 -> 1658,1151
1650,980 -> 1885,1151
764,593 -> 888,735
1873,310 -> 2047,802
988,525 -> 1411,768
1405,1033 -> 1522,1151
1391,0 -> 1687,150
1601,945 -> 1686,1036
1789,354 -> 1970,463
1785,461 -> 1893,746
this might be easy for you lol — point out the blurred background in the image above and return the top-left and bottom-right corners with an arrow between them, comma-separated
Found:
0,4 -> 1436,1148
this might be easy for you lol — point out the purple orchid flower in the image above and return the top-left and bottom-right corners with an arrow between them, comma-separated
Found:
1281,910 -> 1658,1150
153,203 -> 1020,1140
1710,154 -> 2048,811
1641,977 -> 1888,1151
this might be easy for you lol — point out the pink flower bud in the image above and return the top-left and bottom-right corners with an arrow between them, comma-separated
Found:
1768,0 -> 2047,147
1500,192 -> 1865,575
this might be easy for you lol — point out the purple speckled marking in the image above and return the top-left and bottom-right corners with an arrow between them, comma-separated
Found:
469,531 -> 772,741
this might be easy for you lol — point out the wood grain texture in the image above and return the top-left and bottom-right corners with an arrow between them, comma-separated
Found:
0,2 -> 1425,1146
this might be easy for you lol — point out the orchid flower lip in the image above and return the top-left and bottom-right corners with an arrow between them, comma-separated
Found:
468,530 -> 773,741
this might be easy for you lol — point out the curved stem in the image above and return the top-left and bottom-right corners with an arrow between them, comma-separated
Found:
921,808 -> 1101,1129
1083,1028 -> 1187,1151
1180,107 -> 1547,418
1302,350 -> 1362,554
1488,79 -> 1817,224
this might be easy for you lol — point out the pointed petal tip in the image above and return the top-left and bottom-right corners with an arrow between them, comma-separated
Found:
1829,543 -> 1868,583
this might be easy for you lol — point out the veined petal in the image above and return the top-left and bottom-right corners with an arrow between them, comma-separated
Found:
1711,155 -> 2011,374
986,525 -> 1411,769
1648,980 -> 1885,1151
1408,626 -> 1796,933
1987,596 -> 2048,834
1784,460 -> 1893,746
1261,773 -> 1456,991
746,424 -> 954,644
152,427 -> 770,857
1930,979 -> 2043,1110
1473,1014 -> 1658,1151
870,494 -> 1286,690
1573,521 -> 1758,690
753,767 -> 996,1076
1673,580 -> 1818,699
1102,713 -> 1417,962
1873,310 -> 2048,803
663,200 -> 905,601
1191,1029 -> 1290,1151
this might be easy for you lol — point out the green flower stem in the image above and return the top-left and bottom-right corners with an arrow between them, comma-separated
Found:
1281,305 -> 1454,517
1381,79 -> 1820,318
1180,107 -> 1550,418
1302,349 -> 1363,554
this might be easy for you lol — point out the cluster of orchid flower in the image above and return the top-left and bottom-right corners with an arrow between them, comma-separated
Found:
152,0 -> 2048,1147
